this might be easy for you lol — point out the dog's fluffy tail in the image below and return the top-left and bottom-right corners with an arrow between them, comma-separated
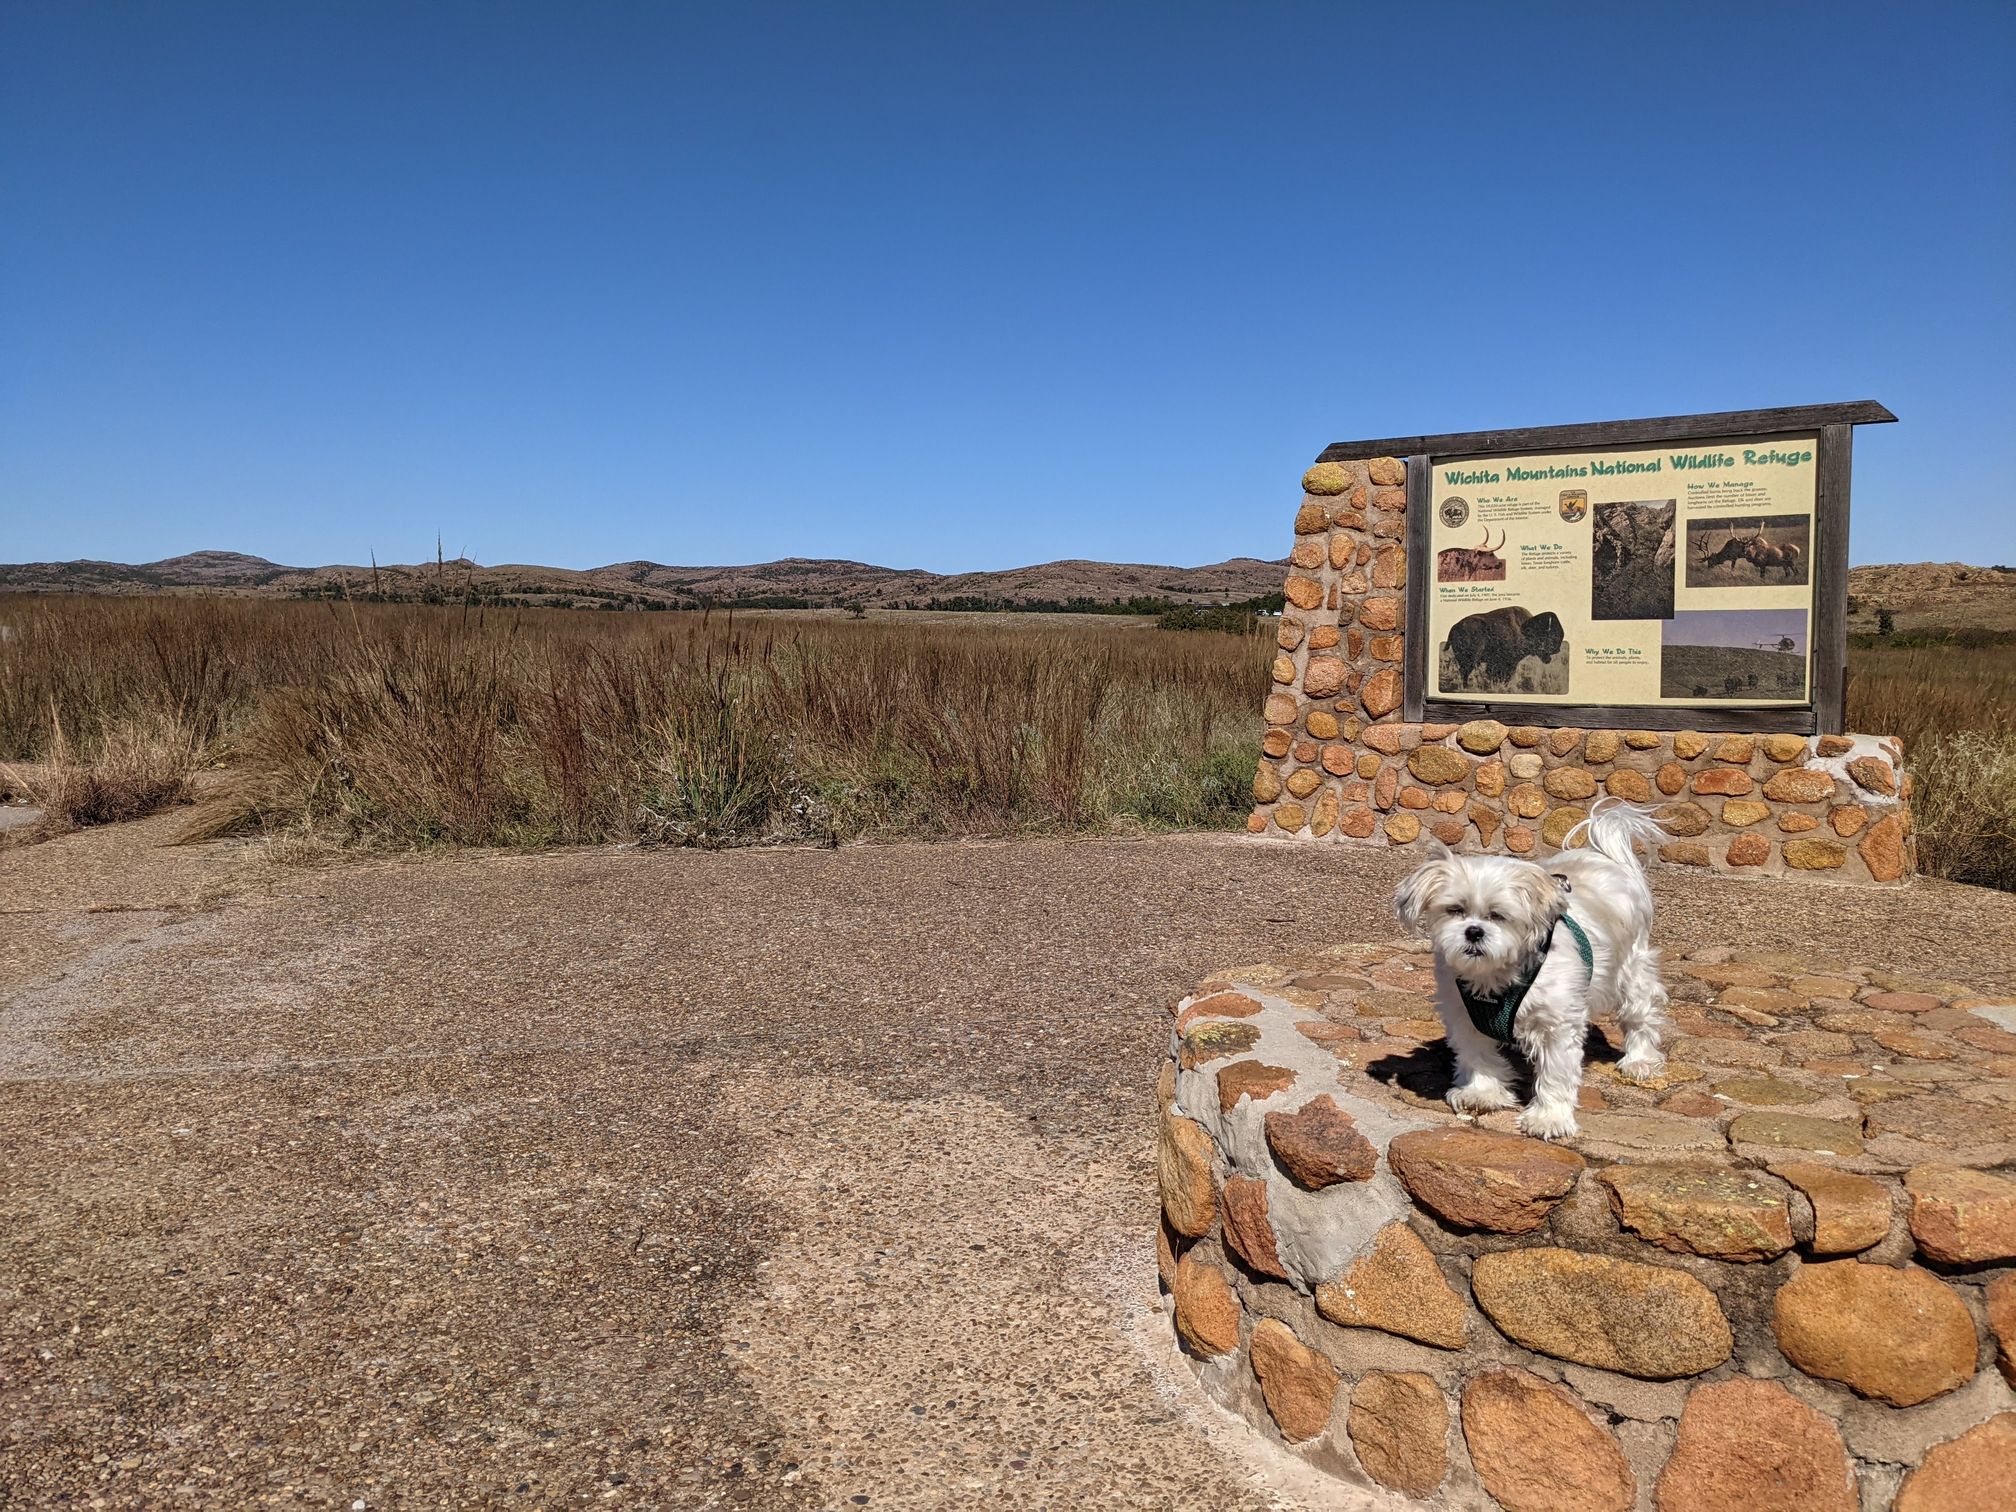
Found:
1562,796 -> 1664,873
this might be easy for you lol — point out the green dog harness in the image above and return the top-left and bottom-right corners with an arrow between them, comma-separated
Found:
1457,913 -> 1595,1043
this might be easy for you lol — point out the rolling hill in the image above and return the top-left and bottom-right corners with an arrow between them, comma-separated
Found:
0,550 -> 1289,610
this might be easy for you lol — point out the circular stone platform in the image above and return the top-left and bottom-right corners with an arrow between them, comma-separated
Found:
1156,942 -> 2016,1510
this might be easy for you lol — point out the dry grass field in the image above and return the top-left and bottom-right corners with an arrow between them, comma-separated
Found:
0,595 -> 1267,849
3,593 -> 2011,888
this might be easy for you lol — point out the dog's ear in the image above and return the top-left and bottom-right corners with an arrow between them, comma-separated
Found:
1392,855 -> 1455,935
1512,864 -> 1569,941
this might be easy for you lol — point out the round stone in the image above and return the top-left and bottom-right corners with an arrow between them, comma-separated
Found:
1655,1377 -> 1855,1512
1217,1060 -> 1295,1111
1303,656 -> 1348,699
1770,1163 -> 1892,1254
1720,799 -> 1772,827
1762,769 -> 1836,803
1988,1274 -> 2015,1387
1252,763 -> 1282,802
1597,1163 -> 1793,1261
1692,768 -> 1754,796
1470,1247 -> 1732,1378
1894,1414 -> 2016,1512
1361,668 -> 1402,718
1313,1222 -> 1467,1348
1171,1251 -> 1240,1356
1846,755 -> 1897,795
1544,767 -> 1599,800
1248,1318 -> 1338,1443
1452,719 -> 1507,756
1542,806 -> 1589,847
1347,1371 -> 1447,1498
1220,1175 -> 1288,1279
1156,1109 -> 1216,1237
1727,1112 -> 1862,1156
1263,1094 -> 1377,1188
1904,1163 -> 2016,1263
1772,1260 -> 1977,1407
1386,1128 -> 1585,1233
1860,814 -> 1907,880
1460,1368 -> 1634,1512
1784,838 -> 1847,870
1407,745 -> 1469,785
1302,461 -> 1351,496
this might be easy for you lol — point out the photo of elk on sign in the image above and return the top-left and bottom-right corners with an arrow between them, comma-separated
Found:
1685,513 -> 1811,587
1589,498 -> 1676,620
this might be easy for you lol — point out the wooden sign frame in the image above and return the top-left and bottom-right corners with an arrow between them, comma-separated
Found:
1315,403 -> 1895,735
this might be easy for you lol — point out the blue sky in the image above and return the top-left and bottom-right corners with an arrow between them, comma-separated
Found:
4,2 -> 2011,572
1667,609 -> 1809,653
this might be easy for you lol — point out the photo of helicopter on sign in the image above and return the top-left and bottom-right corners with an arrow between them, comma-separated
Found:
1685,513 -> 1811,588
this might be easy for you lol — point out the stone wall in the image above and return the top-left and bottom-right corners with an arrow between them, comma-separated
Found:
1245,457 -> 1916,882
1157,944 -> 2015,1509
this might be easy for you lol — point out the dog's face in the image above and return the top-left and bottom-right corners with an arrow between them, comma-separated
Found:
1394,850 -> 1565,982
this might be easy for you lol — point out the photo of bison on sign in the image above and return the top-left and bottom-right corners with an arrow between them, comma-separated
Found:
1438,606 -> 1569,695
1686,514 -> 1811,587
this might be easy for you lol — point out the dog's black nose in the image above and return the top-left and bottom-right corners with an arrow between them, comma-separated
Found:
1464,924 -> 1486,944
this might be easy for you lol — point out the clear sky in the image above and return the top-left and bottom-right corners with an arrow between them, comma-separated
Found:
1667,609 -> 1810,653
4,2 -> 2012,573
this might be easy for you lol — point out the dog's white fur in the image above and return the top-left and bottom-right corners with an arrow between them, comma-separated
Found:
1392,799 -> 1669,1139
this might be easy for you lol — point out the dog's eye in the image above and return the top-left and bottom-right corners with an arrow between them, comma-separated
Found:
1487,911 -> 1504,922
1445,904 -> 1464,915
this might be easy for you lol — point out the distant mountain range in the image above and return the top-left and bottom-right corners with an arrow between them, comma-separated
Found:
0,549 -> 1291,610
3,550 -> 2007,629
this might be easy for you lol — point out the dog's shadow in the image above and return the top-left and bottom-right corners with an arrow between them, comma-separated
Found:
1365,1025 -> 1619,1103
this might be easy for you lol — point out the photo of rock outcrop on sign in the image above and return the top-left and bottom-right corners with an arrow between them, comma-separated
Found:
1590,499 -> 1677,620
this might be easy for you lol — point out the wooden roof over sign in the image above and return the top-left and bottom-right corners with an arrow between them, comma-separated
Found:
1315,402 -> 1897,464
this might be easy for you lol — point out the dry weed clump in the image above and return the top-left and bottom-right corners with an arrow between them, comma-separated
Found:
4,709 -> 200,835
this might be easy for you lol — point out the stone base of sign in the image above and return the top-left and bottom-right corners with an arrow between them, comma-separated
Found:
1158,943 -> 2016,1510
1249,458 -> 1915,882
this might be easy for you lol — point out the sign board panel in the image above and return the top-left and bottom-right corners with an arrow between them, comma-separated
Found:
1424,436 -> 1818,709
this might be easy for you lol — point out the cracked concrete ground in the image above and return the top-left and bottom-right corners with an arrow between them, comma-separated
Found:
3,817 -> 2013,1509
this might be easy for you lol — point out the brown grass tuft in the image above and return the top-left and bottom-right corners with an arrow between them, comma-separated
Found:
6,709 -> 200,836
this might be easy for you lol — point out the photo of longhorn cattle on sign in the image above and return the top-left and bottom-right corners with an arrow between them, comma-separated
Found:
1685,513 -> 1811,587
1436,524 -> 1508,582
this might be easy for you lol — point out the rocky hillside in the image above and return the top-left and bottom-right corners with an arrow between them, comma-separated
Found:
1846,562 -> 2016,633
0,551 -> 1288,610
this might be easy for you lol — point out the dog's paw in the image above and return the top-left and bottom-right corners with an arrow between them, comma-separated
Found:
1615,1053 -> 1667,1085
1516,1103 -> 1579,1141
1448,1079 -> 1518,1114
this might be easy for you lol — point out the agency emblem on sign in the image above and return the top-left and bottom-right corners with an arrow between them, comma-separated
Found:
1438,496 -> 1470,529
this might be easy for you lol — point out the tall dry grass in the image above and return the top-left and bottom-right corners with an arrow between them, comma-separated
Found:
1847,642 -> 2016,890
0,596 -> 1267,848
4,595 -> 2010,888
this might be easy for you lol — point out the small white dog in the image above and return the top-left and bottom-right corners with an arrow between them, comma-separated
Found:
1392,799 -> 1670,1139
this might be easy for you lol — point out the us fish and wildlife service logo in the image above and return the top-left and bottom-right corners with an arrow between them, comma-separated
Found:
1558,489 -> 1589,523
1438,496 -> 1470,530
